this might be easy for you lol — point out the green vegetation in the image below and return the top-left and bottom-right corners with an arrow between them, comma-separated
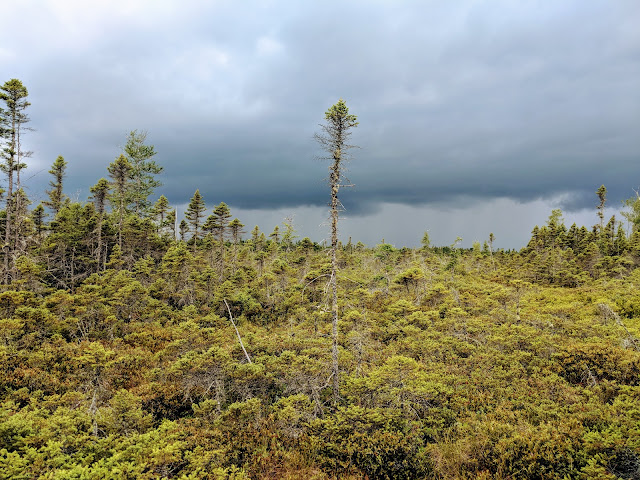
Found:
1,82 -> 639,479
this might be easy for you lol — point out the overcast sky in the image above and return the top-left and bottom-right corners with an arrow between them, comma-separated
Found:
2,0 -> 639,248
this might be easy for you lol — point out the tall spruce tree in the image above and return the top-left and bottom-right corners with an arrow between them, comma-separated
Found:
211,202 -> 232,273
107,155 -> 132,249
211,202 -> 231,243
1,79 -> 30,284
179,219 -> 189,242
31,203 -> 46,242
596,185 -> 607,233
228,218 -> 244,245
90,178 -> 110,269
185,189 -> 206,250
314,99 -> 358,405
122,130 -> 162,216
43,155 -> 68,216
152,195 -> 171,235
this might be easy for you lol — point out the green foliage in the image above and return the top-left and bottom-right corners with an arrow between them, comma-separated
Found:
1,240 -> 640,478
307,406 -> 429,479
186,189 -> 206,243
3,85 -> 640,476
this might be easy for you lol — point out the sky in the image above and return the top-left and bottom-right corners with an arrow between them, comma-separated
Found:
2,0 -> 639,248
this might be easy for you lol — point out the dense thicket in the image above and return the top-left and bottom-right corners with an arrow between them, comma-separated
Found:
1,81 -> 639,479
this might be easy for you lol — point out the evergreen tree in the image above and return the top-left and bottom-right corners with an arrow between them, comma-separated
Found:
251,225 -> 260,244
11,189 -> 31,255
526,225 -> 541,253
614,222 -> 628,256
488,232 -> 495,270
185,189 -> 206,249
179,219 -> 188,242
596,185 -> 607,232
202,214 -> 216,236
420,231 -> 431,251
167,208 -> 177,240
1,79 -> 30,284
315,99 -> 359,405
211,202 -> 232,273
211,202 -> 231,243
269,225 -> 280,244
43,201 -> 94,290
107,154 -> 132,249
600,215 -> 616,256
577,226 -> 593,254
566,223 -> 578,251
31,203 -> 46,242
228,218 -> 244,245
281,216 -> 298,250
122,130 -> 162,216
152,195 -> 170,234
43,155 -> 68,216
90,178 -> 110,269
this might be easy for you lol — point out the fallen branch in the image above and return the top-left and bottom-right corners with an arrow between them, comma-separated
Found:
224,299 -> 252,364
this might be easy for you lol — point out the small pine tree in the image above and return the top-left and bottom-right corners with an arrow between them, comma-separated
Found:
152,195 -> 170,234
596,185 -> 607,232
31,203 -> 46,241
107,154 -> 132,249
43,155 -> 67,216
123,130 -> 162,216
179,219 -> 189,242
229,218 -> 244,245
269,225 -> 280,244
90,178 -> 110,269
185,190 -> 206,249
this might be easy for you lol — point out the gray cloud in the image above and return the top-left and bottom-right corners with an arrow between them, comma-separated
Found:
2,0 -> 639,246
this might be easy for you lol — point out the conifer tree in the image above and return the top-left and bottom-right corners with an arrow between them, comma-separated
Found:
202,214 -> 216,236
251,225 -> 260,243
1,79 -> 30,283
315,99 -> 358,405
614,222 -> 628,256
269,225 -> 280,244
596,185 -> 607,232
31,203 -> 46,242
421,231 -> 431,251
566,223 -> 578,251
90,178 -> 110,269
43,155 -> 68,216
601,215 -> 616,256
229,218 -> 244,245
179,219 -> 189,242
212,202 -> 231,243
211,202 -> 232,273
152,195 -> 170,234
185,189 -> 206,250
488,232 -> 496,270
281,216 -> 297,250
122,130 -> 162,216
107,154 -> 132,249
11,189 -> 31,254
167,208 -> 177,240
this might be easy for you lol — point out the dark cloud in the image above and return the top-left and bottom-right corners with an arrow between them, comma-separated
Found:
2,0 -> 639,246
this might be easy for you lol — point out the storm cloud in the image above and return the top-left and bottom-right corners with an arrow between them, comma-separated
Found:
2,0 -> 639,247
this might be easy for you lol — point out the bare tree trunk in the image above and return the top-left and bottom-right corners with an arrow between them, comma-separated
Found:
330,150 -> 340,406
118,199 -> 124,250
3,117 -> 15,285
96,216 -> 103,271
